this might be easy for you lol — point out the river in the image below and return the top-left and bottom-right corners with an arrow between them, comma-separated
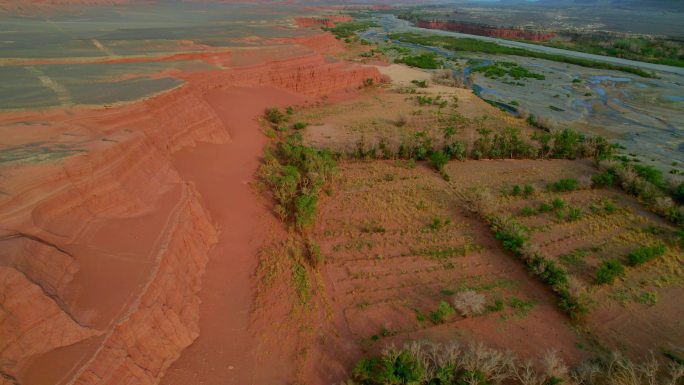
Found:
372,14 -> 684,76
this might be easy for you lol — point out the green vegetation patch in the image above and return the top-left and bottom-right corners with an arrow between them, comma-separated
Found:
627,243 -> 666,266
473,61 -> 545,80
396,52 -> 443,69
324,20 -> 377,39
388,32 -> 656,78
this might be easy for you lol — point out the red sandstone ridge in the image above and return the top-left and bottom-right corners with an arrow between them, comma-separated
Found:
415,20 -> 556,41
0,43 -> 381,385
294,15 -> 353,28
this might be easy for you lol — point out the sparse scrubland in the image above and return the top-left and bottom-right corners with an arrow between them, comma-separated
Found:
348,341 -> 684,385
256,55 -> 683,383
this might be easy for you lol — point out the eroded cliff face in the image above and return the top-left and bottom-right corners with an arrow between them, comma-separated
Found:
0,47 -> 381,385
415,20 -> 556,41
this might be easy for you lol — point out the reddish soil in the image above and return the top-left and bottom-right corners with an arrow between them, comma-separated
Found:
161,86 -> 307,385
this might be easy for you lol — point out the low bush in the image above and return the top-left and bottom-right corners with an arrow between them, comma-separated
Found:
264,107 -> 286,124
627,243 -> 666,266
305,239 -> 324,267
523,184 -> 535,197
427,216 -> 451,231
429,300 -> 455,324
492,217 -> 529,255
429,150 -> 449,173
547,178 -> 579,192
592,171 -> 615,187
508,297 -> 535,317
673,182 -> 684,203
596,259 -> 625,284
633,164 -> 666,189
551,197 -> 565,209
452,290 -> 486,317
538,202 -> 553,213
443,140 -> 466,160
292,122 -> 308,130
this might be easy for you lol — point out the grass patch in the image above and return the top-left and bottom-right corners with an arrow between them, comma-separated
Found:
627,243 -> 667,266
596,259 -> 625,284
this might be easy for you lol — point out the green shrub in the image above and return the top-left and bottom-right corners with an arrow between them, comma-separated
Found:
520,206 -> 536,216
472,127 -> 534,159
566,207 -> 583,221
633,164 -> 666,189
538,202 -> 553,213
673,182 -> 684,203
353,349 -> 426,384
528,255 -> 568,287
511,185 -> 522,196
429,150 -> 449,172
596,259 -> 625,284
429,300 -> 455,324
292,122 -> 308,130
552,197 -> 565,209
592,171 -> 615,187
295,193 -> 318,228
486,298 -> 505,312
551,129 -> 585,159
493,218 -> 529,255
305,239 -> 324,267
427,217 -> 451,231
508,296 -> 535,317
292,262 -> 311,304
523,184 -> 535,197
547,178 -> 579,192
444,140 -> 466,160
627,243 -> 666,266
264,107 -> 286,124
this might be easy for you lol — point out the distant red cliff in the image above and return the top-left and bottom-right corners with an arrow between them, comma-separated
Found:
415,20 -> 555,42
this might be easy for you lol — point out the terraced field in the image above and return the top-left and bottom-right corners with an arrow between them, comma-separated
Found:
313,161 -> 585,367
444,159 -> 684,357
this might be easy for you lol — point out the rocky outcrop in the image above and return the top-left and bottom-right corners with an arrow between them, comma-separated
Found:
0,44 -> 381,385
0,267 -> 97,378
415,20 -> 556,41
69,183 -> 217,385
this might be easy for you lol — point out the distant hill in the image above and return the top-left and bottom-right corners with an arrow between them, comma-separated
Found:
535,0 -> 684,11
